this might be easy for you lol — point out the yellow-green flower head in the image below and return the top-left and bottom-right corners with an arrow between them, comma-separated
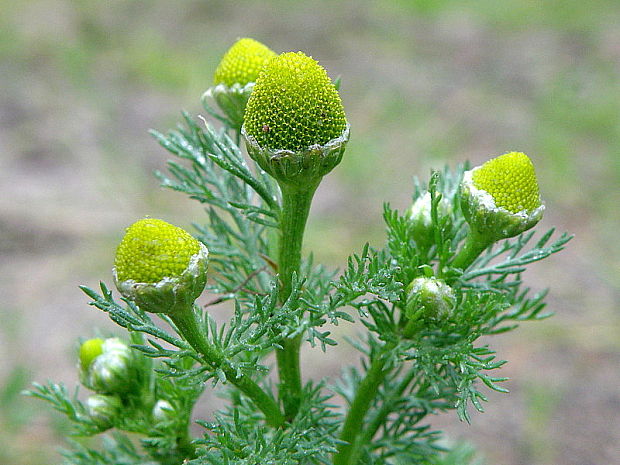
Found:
115,218 -> 201,284
244,51 -> 347,153
460,152 -> 545,241
113,218 -> 209,315
79,338 -> 104,371
213,38 -> 276,87
471,152 -> 541,214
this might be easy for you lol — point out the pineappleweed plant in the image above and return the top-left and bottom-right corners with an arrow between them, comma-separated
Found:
28,37 -> 572,465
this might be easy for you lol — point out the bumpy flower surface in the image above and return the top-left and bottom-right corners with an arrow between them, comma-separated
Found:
213,38 -> 276,87
244,51 -> 347,152
472,152 -> 541,213
115,218 -> 201,284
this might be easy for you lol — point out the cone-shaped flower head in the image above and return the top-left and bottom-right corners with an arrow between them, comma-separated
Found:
213,38 -> 276,87
242,51 -> 349,185
406,277 -> 456,322
113,218 -> 209,315
472,152 -> 541,214
80,338 -> 135,394
460,152 -> 544,241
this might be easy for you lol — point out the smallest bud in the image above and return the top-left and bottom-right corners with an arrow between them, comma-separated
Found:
405,277 -> 456,322
152,399 -> 176,425
87,394 -> 122,430
79,338 -> 104,371
407,192 -> 452,249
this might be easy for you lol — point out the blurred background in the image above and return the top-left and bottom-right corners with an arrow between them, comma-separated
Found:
1,0 -> 619,464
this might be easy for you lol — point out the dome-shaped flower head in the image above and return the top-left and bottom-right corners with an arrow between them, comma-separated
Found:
113,218 -> 208,315
213,38 -> 276,87
242,51 -> 349,186
205,38 -> 277,132
460,152 -> 544,241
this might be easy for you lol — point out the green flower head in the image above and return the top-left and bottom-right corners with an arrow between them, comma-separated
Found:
213,38 -> 276,87
471,151 -> 541,214
115,218 -> 201,284
79,338 -> 104,371
113,218 -> 209,315
244,51 -> 347,153
460,152 -> 544,241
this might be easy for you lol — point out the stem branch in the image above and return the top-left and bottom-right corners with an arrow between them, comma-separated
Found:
170,310 -> 284,428
451,229 -> 492,271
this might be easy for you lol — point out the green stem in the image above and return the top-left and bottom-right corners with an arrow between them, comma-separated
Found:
333,351 -> 391,465
346,368 -> 418,465
276,182 -> 319,420
170,310 -> 285,428
451,229 -> 492,271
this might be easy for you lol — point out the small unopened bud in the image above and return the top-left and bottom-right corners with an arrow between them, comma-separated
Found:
407,192 -> 451,248
113,218 -> 209,315
406,277 -> 456,322
87,394 -> 122,430
81,338 -> 134,394
460,152 -> 544,241
243,51 -> 349,186
152,399 -> 175,425
79,338 -> 104,371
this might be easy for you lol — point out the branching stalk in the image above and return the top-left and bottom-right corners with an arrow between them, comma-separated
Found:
451,229 -> 492,271
170,309 -> 285,428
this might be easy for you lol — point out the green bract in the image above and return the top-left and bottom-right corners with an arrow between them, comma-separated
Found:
213,38 -> 276,87
244,51 -> 347,152
113,218 -> 209,315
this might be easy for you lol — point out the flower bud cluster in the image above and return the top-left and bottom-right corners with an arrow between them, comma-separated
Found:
80,338 -> 135,394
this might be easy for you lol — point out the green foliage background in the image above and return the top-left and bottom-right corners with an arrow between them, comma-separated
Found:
1,1 -> 618,464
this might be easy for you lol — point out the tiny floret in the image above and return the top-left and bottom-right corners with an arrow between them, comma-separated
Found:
244,51 -> 347,152
471,151 -> 541,214
213,38 -> 276,87
115,218 -> 201,284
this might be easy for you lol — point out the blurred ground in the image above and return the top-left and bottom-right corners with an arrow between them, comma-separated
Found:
1,1 -> 619,464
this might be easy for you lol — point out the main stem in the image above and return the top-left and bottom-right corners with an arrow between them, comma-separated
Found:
276,182 -> 319,421
170,310 -> 285,428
